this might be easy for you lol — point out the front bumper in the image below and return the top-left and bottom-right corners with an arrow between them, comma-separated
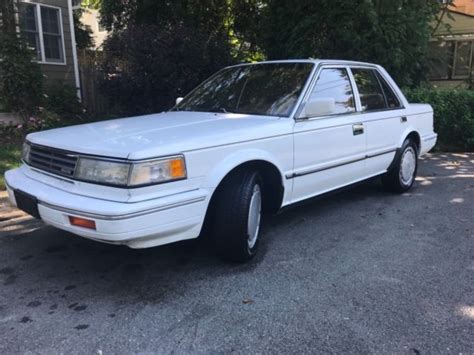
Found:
5,167 -> 209,248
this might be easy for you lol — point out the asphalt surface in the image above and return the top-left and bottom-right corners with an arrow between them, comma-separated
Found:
0,153 -> 473,354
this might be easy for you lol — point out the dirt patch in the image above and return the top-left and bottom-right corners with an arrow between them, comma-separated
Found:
0,191 -> 26,222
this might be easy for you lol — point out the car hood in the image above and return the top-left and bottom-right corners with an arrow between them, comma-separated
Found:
27,111 -> 290,159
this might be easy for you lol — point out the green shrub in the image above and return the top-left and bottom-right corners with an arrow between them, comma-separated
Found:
0,144 -> 22,190
404,88 -> 474,152
44,85 -> 82,118
20,110 -> 62,132
0,108 -> 64,147
100,24 -> 233,116
0,33 -> 43,115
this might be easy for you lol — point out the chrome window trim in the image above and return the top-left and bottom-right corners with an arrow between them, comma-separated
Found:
288,63 -> 319,120
295,62 -> 407,121
296,65 -> 358,120
348,66 -> 406,113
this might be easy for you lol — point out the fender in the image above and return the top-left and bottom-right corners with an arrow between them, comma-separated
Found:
201,148 -> 288,190
398,126 -> 421,149
387,127 -> 420,172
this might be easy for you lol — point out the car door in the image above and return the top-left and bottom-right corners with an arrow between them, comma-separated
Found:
350,67 -> 406,176
291,66 -> 367,203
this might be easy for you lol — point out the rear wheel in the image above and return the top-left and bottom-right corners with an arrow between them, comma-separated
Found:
212,170 -> 263,262
382,138 -> 418,193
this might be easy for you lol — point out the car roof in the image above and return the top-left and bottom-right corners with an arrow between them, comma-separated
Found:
228,59 -> 378,68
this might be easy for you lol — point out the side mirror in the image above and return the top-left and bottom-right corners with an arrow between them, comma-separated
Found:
301,97 -> 336,118
176,97 -> 184,105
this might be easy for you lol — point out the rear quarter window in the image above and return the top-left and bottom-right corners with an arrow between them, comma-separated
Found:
375,72 -> 402,109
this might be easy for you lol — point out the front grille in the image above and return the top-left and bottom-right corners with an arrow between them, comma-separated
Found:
27,144 -> 78,177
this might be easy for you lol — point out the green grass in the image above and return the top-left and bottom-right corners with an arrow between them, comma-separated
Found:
0,144 -> 22,190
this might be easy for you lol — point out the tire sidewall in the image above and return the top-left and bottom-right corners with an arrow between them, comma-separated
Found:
212,170 -> 263,262
245,173 -> 262,257
398,140 -> 418,190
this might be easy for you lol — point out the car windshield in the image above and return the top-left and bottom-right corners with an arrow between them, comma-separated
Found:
174,62 -> 314,117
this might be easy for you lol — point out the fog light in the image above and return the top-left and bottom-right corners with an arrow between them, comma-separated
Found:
69,216 -> 96,230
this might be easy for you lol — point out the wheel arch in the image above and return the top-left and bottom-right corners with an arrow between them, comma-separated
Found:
199,155 -> 286,237
208,158 -> 285,212
400,129 -> 421,155
388,129 -> 421,172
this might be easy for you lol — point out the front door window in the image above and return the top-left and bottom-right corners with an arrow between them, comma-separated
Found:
309,68 -> 356,116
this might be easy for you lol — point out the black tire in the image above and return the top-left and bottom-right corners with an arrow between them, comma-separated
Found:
382,138 -> 418,193
212,170 -> 263,262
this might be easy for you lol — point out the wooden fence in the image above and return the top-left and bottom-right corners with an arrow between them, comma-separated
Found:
78,50 -> 108,118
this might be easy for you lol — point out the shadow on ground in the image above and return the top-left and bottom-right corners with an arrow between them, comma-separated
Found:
0,153 -> 472,353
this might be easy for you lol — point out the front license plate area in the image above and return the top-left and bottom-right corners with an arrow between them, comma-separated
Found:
14,190 -> 41,219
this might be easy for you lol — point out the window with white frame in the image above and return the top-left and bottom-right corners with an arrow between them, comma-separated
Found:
19,3 -> 65,64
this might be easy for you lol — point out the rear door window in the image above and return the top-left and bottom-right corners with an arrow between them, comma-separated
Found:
352,68 -> 386,112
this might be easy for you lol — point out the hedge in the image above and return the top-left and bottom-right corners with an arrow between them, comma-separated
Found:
404,88 -> 474,152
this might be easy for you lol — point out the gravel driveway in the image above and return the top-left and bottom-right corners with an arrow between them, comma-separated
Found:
0,153 -> 473,354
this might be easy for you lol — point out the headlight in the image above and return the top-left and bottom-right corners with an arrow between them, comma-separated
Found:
22,142 -> 31,163
74,155 -> 186,187
75,158 -> 130,186
129,156 -> 186,186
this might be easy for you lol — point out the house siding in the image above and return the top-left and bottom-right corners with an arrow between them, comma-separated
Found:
429,10 -> 474,87
19,0 -> 76,88
435,11 -> 474,37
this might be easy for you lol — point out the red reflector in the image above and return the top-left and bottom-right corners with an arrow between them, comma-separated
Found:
68,216 -> 96,230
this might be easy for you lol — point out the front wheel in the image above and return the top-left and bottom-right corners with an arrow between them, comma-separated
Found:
212,170 -> 263,262
382,139 -> 418,193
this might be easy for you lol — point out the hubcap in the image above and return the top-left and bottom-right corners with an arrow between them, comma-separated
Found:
247,184 -> 262,249
399,147 -> 416,185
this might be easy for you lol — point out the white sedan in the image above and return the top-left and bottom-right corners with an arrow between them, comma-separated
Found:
5,60 -> 437,261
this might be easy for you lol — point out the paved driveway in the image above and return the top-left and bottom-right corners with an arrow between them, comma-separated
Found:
0,153 -> 473,354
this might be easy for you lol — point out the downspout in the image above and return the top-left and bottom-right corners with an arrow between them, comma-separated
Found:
469,42 -> 473,89
67,0 -> 82,101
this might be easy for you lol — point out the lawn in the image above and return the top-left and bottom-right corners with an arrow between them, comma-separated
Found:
0,144 -> 22,190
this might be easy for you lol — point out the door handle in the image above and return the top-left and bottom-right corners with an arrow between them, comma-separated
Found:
353,123 -> 364,136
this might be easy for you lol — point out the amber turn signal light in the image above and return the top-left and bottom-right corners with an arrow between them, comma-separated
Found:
170,158 -> 186,178
69,216 -> 96,230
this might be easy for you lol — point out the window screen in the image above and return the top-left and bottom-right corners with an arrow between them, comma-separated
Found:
352,69 -> 386,111
40,7 -> 63,62
19,4 -> 65,63
309,68 -> 355,116
19,4 -> 41,60
454,41 -> 473,78
428,41 -> 453,79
